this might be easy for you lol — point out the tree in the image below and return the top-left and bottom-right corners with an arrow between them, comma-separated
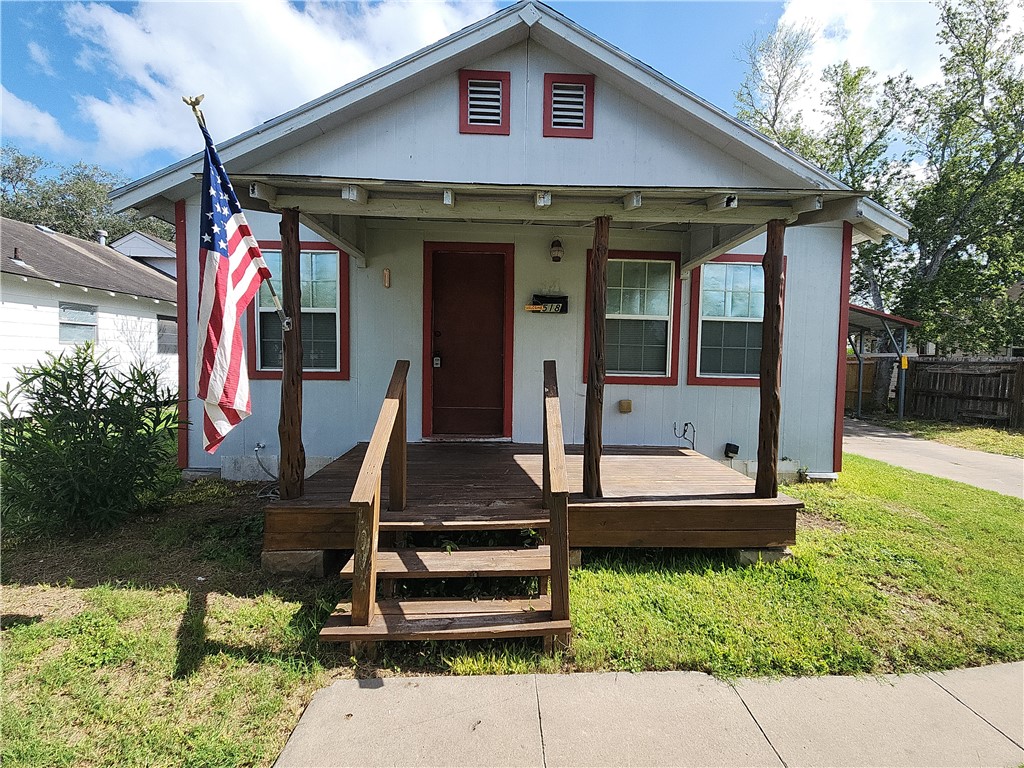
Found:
735,22 -> 820,159
0,145 -> 174,243
899,0 -> 1024,351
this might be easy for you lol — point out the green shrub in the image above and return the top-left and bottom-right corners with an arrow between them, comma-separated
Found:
0,344 -> 179,535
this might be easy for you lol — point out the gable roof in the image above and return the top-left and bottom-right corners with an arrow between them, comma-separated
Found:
110,229 -> 176,256
111,0 -> 907,241
1,218 -> 177,303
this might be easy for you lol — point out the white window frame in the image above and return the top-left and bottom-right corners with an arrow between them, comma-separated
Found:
606,258 -> 675,378
58,302 -> 98,345
255,249 -> 341,372
696,261 -> 764,379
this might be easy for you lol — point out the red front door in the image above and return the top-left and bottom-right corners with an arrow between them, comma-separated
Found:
425,246 -> 511,436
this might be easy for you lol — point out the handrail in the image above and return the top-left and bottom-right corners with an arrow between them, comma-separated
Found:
350,359 -> 410,627
541,360 -> 571,644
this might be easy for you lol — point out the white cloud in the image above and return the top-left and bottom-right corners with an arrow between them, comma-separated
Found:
60,0 -> 497,166
778,0 -> 944,129
1,86 -> 78,153
27,41 -> 56,77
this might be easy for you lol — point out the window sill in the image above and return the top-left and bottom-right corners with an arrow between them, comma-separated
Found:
250,369 -> 349,381
606,373 -> 678,386
687,372 -> 759,387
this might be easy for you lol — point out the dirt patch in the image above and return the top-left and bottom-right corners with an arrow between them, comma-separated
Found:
797,511 -> 846,533
2,584 -> 89,625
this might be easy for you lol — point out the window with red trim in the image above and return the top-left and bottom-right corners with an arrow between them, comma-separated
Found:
584,250 -> 682,386
247,242 -> 350,381
687,254 -> 776,387
543,73 -> 595,139
459,69 -> 510,135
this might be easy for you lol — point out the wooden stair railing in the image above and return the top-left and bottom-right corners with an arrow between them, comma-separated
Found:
541,360 -> 571,647
350,360 -> 410,628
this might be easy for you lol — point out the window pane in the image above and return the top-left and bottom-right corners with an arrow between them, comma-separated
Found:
699,319 -> 761,377
622,261 -> 647,290
751,292 -> 765,318
59,323 -> 97,344
727,264 -> 750,291
728,291 -> 751,318
606,318 -> 668,375
750,267 -> 765,292
723,322 -> 747,347
745,349 -> 761,374
647,262 -> 672,291
260,311 -> 284,368
701,347 -> 723,374
621,288 -> 641,315
703,263 -> 727,291
702,320 -> 724,346
644,289 -> 670,316
607,260 -> 624,289
299,251 -> 313,282
259,311 -> 337,370
157,316 -> 177,354
703,291 -> 726,317
618,345 -> 643,371
312,253 -> 337,281
59,302 -> 97,324
607,288 -> 622,315
643,319 -> 667,346
312,281 -> 336,309
260,251 -> 282,304
722,348 -> 747,374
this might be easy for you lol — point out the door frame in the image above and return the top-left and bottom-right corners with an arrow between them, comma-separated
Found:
422,241 -> 515,438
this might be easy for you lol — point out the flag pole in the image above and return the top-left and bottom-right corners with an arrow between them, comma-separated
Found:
183,94 -> 293,332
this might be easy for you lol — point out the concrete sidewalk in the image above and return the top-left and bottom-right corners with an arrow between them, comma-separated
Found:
276,662 -> 1024,767
843,419 -> 1024,498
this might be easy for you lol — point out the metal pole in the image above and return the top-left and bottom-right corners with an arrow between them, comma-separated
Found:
857,330 -> 865,418
898,327 -> 908,420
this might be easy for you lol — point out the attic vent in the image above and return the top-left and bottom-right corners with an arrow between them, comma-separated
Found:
459,69 -> 510,135
467,79 -> 503,126
543,73 -> 595,139
550,82 -> 586,129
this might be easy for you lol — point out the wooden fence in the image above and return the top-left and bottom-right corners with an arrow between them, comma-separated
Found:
907,358 -> 1024,427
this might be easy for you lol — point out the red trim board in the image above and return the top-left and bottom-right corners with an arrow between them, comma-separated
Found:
245,241 -> 350,381
833,222 -> 854,473
174,200 -> 189,469
422,242 -> 515,438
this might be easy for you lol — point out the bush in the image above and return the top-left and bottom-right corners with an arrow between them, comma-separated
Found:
0,344 -> 179,536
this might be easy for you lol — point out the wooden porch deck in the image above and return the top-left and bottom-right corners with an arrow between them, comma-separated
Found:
264,442 -> 802,552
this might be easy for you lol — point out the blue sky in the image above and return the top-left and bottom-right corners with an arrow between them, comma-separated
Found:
1,1 -> 951,182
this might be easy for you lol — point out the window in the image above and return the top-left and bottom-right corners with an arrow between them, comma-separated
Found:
584,251 -> 682,386
687,256 -> 776,386
59,302 -> 97,344
249,245 -> 350,380
157,315 -> 177,354
543,73 -> 595,139
459,69 -> 510,135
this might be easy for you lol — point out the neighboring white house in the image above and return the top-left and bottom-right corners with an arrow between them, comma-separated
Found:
0,217 -> 178,393
110,0 -> 908,480
110,230 -> 177,278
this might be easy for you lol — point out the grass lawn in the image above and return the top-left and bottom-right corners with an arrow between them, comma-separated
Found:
3,455 -> 1023,766
867,416 -> 1024,458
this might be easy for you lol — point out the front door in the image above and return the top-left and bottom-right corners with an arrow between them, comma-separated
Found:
425,246 -> 510,436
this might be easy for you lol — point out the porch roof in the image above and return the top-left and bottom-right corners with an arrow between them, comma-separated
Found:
232,174 -> 898,269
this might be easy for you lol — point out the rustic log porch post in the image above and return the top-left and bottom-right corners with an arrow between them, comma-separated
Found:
755,219 -> 786,498
583,215 -> 611,498
278,208 -> 306,499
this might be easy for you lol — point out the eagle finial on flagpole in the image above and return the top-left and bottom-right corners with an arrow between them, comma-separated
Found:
183,94 -> 206,129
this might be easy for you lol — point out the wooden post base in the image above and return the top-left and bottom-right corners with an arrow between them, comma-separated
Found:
569,549 -> 583,569
733,547 -> 792,566
350,641 -> 378,661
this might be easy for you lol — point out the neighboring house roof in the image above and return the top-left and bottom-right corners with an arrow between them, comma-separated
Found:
848,304 -> 920,333
1,217 -> 177,303
110,229 -> 175,256
110,0 -> 907,242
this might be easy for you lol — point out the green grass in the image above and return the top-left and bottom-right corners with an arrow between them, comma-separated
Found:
3,458 -> 1023,766
869,416 -> 1024,458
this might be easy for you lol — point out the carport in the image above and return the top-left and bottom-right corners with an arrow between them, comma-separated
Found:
847,304 -> 921,419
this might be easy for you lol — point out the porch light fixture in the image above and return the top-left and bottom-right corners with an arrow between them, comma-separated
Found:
724,442 -> 740,459
549,238 -> 564,262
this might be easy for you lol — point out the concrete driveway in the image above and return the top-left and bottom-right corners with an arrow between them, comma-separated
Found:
843,419 -> 1024,498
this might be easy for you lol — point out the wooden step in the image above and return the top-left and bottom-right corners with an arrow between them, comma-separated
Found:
319,595 -> 569,642
380,501 -> 549,532
339,545 -> 551,579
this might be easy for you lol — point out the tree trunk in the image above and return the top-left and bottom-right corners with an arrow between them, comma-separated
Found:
583,216 -> 610,498
755,219 -> 786,499
278,208 -> 306,499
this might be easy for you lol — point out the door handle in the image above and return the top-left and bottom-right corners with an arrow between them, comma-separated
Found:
433,354 -> 442,369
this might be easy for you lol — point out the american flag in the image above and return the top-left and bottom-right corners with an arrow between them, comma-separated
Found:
195,124 -> 273,453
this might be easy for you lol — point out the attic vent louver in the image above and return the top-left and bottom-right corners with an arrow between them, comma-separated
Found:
550,82 -> 586,129
459,69 -> 510,135
467,79 -> 503,126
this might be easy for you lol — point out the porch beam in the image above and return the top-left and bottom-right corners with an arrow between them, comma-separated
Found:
755,219 -> 786,499
583,215 -> 610,498
298,213 -> 368,268
705,193 -> 738,211
269,193 -> 794,224
680,223 -> 766,272
791,197 -> 865,227
278,208 -> 306,500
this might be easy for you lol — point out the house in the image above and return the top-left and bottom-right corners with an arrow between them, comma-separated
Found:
110,230 -> 177,278
110,2 -> 908,647
0,217 -> 178,393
